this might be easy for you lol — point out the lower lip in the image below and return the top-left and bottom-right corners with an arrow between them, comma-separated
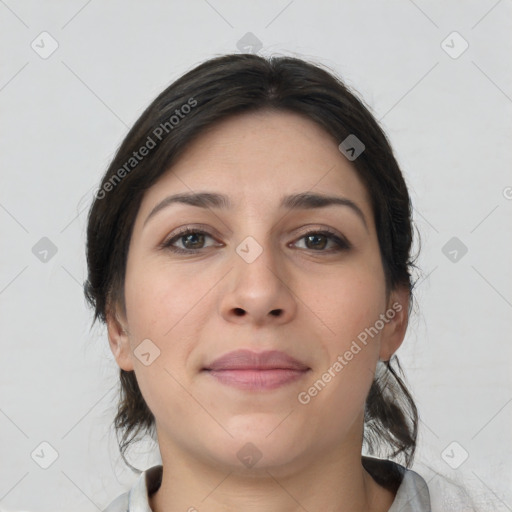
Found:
204,369 -> 309,391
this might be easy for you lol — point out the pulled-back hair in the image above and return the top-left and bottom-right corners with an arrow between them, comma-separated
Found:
84,53 -> 420,470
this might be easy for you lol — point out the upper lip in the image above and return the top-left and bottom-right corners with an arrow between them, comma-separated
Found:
204,349 -> 309,371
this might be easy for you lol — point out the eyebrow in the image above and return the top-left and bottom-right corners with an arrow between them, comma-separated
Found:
143,191 -> 368,231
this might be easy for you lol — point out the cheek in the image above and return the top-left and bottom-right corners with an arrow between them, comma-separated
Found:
124,260 -> 211,339
121,262 -> 205,403
298,279 -> 382,440
306,262 -> 387,346
297,262 -> 386,407
122,263 -> 207,421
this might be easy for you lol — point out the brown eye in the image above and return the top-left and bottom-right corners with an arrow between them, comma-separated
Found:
161,227 -> 350,255
293,229 -> 351,252
304,233 -> 328,250
179,232 -> 206,250
162,229 -> 219,254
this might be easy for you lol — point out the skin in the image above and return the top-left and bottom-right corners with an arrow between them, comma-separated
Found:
107,110 -> 409,512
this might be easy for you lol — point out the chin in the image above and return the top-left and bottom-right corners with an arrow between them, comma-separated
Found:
212,423 -> 306,470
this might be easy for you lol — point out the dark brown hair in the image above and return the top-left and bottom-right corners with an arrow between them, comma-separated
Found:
84,53 -> 420,470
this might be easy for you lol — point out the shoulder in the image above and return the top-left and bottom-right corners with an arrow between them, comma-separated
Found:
363,455 -> 483,512
388,466 -> 431,511
414,463 -> 479,512
363,456 -> 431,511
103,465 -> 163,512
390,460 -> 479,512
102,491 -> 129,512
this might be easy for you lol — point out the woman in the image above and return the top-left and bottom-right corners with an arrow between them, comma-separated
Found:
86,53 -> 430,511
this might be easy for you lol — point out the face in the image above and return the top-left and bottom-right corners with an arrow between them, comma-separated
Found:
107,110 -> 408,476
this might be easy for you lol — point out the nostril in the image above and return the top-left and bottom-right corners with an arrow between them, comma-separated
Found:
232,308 -> 282,317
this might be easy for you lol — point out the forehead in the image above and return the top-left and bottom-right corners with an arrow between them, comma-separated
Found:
138,110 -> 372,217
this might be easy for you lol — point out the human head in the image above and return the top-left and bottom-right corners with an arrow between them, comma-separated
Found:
84,53 -> 419,470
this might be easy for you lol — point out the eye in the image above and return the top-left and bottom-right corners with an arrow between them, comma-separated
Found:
160,227 -> 351,255
161,228 -> 220,254
292,229 -> 351,252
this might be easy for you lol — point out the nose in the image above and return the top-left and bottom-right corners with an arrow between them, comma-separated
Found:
219,236 -> 297,327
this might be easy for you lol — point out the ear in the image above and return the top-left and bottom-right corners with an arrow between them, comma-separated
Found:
379,286 -> 410,362
106,304 -> 134,371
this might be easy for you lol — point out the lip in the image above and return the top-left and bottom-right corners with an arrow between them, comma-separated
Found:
202,349 -> 310,391
204,349 -> 309,371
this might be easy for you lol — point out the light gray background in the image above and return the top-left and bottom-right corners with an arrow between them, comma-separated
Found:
1,1 -> 511,511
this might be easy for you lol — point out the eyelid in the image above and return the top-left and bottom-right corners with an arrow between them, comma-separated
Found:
159,224 -> 221,248
293,224 -> 348,241
291,226 -> 351,251
160,224 -> 351,253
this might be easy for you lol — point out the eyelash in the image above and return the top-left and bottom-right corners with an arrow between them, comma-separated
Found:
160,227 -> 351,255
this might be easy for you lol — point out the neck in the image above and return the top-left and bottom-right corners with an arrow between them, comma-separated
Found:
149,442 -> 395,512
